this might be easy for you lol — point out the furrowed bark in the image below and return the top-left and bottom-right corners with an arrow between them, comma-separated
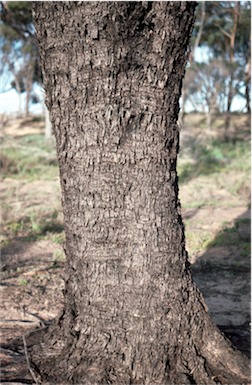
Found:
30,2 -> 250,384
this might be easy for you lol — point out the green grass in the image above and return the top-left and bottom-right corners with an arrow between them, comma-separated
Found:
208,218 -> 251,249
46,232 -> 65,244
0,133 -> 64,247
186,229 -> 213,258
178,122 -> 250,261
178,139 -> 250,184
184,216 -> 251,263
0,134 -> 59,180
2,210 -> 64,243
53,249 -> 66,262
18,277 -> 29,286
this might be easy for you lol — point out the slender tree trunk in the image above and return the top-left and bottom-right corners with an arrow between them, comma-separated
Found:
17,90 -> 22,117
224,75 -> 233,137
179,1 -> 206,124
25,89 -> 30,117
24,79 -> 33,117
24,60 -> 35,117
192,1 -> 206,57
225,1 -> 240,135
30,3 -> 250,384
11,71 -> 22,116
207,108 -> 213,132
15,82 -> 22,116
245,82 -> 251,114
245,33 -> 251,114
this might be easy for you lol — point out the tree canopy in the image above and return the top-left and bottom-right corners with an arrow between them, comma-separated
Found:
185,1 -> 251,119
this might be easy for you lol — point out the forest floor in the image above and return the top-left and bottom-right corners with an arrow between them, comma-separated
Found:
0,113 -> 250,384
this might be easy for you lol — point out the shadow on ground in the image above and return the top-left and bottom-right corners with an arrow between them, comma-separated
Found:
191,209 -> 251,357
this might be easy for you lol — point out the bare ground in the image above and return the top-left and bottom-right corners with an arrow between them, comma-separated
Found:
0,115 -> 250,383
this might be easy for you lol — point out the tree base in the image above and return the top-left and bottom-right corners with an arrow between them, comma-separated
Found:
27,311 -> 250,385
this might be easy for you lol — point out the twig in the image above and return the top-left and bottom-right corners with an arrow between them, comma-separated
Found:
22,334 -> 40,385
25,310 -> 50,328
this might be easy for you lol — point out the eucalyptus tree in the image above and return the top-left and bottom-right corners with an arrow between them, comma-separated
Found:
30,3 -> 250,384
200,2 -> 250,127
0,1 -> 39,115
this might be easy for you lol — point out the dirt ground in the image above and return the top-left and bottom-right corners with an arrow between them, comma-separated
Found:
0,115 -> 250,384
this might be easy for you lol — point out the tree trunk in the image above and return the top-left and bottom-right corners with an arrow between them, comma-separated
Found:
24,60 -> 35,117
245,81 -> 251,114
24,79 -> 32,117
179,1 -> 206,124
245,33 -> 251,114
24,89 -> 30,117
30,3 -> 250,384
206,108 -> 213,132
11,70 -> 22,116
224,75 -> 233,137
225,2 -> 240,135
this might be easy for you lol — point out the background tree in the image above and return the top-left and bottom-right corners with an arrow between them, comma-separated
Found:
234,2 -> 251,113
0,1 -> 40,116
186,60 -> 231,131
182,1 -> 251,130
179,1 -> 206,124
0,27 -> 23,114
1,1 -> 53,136
29,3 -> 250,384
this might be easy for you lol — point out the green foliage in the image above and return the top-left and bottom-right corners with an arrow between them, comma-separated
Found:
0,24 -> 20,45
1,2 -> 33,39
187,1 -> 251,114
235,3 -> 251,62
200,2 -> 241,57
0,1 -> 41,102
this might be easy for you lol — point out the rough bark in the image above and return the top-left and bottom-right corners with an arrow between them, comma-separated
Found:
30,2 -> 250,384
245,32 -> 251,114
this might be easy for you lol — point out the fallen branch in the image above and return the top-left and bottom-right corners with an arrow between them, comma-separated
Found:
22,334 -> 40,385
